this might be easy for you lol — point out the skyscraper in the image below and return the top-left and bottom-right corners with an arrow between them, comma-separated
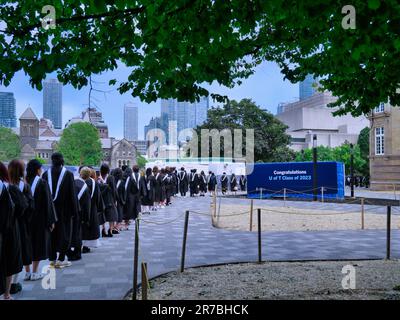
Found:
299,74 -> 319,101
124,102 -> 138,141
160,97 -> 209,142
0,92 -> 16,128
43,79 -> 62,129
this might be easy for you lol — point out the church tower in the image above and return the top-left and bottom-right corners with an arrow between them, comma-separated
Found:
19,107 -> 39,149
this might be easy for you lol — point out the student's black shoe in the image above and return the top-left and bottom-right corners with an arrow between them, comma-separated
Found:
112,229 -> 120,235
107,230 -> 114,237
82,246 -> 91,254
102,229 -> 108,238
10,283 -> 22,294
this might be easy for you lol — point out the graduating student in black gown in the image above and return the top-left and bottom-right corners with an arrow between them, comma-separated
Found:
112,168 -> 125,231
81,168 -> 103,253
8,159 -> 34,294
42,153 -> 79,269
239,175 -> 247,191
142,168 -> 156,213
0,162 -> 15,300
220,172 -> 228,195
25,159 -> 57,280
164,167 -> 173,205
152,167 -> 162,207
178,167 -> 188,197
189,169 -> 199,197
207,171 -> 218,195
230,173 -> 238,192
98,164 -> 118,237
67,168 -> 91,261
124,165 -> 147,222
199,171 -> 207,196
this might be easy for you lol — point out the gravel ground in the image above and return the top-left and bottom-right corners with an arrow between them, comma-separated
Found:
214,203 -> 400,232
135,260 -> 400,300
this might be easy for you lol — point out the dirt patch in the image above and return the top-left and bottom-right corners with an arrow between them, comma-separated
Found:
131,260 -> 400,300
214,203 -> 400,232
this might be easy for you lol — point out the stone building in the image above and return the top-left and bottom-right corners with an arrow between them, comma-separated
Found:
101,138 -> 137,168
17,107 -> 137,168
276,91 -> 369,152
369,103 -> 400,191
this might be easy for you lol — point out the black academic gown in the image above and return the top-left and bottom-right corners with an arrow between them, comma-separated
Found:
189,173 -> 199,196
28,177 -> 57,262
82,178 -> 102,241
207,174 -> 217,192
124,173 -> 146,220
142,175 -> 155,206
115,179 -> 126,223
240,176 -> 247,191
153,173 -> 163,203
0,182 -> 14,295
71,179 -> 91,249
230,176 -> 238,191
98,176 -> 118,223
199,174 -> 207,193
178,171 -> 188,195
16,182 -> 35,266
4,184 -> 27,276
42,167 -> 79,254
221,174 -> 228,193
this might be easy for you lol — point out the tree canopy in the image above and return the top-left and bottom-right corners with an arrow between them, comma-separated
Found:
194,99 -> 293,162
0,126 -> 20,162
294,143 -> 367,175
0,1 -> 399,115
57,122 -> 102,166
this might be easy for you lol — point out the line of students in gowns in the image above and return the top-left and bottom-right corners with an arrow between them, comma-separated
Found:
1,153 -> 248,299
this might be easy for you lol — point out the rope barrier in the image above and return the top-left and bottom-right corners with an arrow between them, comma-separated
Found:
139,211 -> 187,225
258,207 -> 360,216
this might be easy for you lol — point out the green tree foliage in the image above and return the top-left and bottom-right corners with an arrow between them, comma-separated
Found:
0,127 -> 21,162
194,99 -> 293,162
1,1 -> 399,115
357,127 -> 370,176
136,154 -> 147,168
294,143 -> 367,175
57,122 -> 102,166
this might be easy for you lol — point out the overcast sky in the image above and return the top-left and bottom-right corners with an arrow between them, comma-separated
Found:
0,61 -> 298,139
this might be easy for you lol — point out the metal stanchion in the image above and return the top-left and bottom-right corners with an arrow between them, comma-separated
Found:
141,262 -> 148,300
283,188 -> 286,206
132,219 -> 140,300
249,199 -> 254,231
321,187 -> 324,203
180,210 -> 190,272
386,206 -> 391,260
258,208 -> 262,263
361,198 -> 365,230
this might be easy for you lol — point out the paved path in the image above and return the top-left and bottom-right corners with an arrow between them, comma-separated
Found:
14,196 -> 400,300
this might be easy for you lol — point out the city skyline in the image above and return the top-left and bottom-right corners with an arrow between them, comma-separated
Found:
43,79 -> 63,129
0,92 -> 16,128
0,61 -> 298,139
124,102 -> 139,141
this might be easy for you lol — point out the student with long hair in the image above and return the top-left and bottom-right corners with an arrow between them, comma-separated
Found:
98,163 -> 118,237
25,159 -> 57,279
7,159 -> 33,293
111,167 -> 125,232
0,161 -> 17,300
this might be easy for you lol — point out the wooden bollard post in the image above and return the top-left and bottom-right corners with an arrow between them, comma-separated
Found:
249,199 -> 254,231
258,208 -> 262,263
386,206 -> 392,260
180,211 -> 190,272
141,262 -> 148,300
132,219 -> 140,300
361,198 -> 365,230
